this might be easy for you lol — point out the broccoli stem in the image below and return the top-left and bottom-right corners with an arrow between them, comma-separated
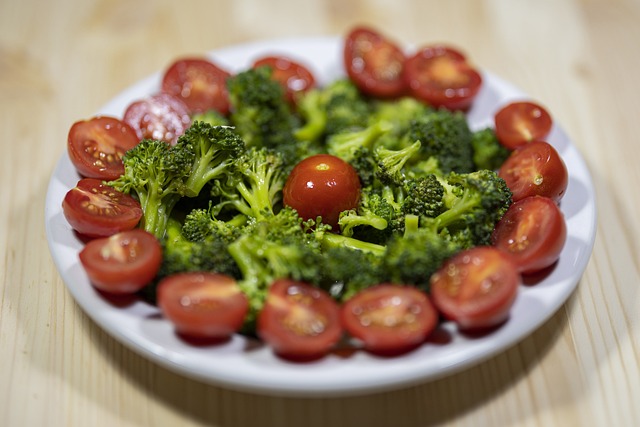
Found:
321,232 -> 386,256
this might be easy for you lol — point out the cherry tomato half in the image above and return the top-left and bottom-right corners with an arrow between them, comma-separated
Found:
62,178 -> 143,238
67,116 -> 140,180
498,140 -> 568,203
341,284 -> 438,356
494,101 -> 553,149
161,58 -> 231,115
343,26 -> 407,98
257,279 -> 342,361
79,229 -> 162,294
283,154 -> 361,228
492,196 -> 567,275
430,246 -> 521,331
253,56 -> 316,104
403,45 -> 482,111
123,93 -> 191,145
157,272 -> 249,340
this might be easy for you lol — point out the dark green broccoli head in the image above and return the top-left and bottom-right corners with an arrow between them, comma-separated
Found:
402,174 -> 446,218
471,127 -> 512,171
323,79 -> 371,135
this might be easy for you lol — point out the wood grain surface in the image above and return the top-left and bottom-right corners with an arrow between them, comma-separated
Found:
1,0 -> 639,426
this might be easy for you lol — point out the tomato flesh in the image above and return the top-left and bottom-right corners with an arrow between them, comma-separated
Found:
68,116 -> 140,180
430,246 -> 521,330
494,101 -> 553,149
343,26 -> 407,98
498,140 -> 568,203
79,229 -> 162,294
403,45 -> 482,111
492,196 -> 567,274
123,93 -> 191,145
341,284 -> 438,356
253,56 -> 316,103
283,154 -> 361,228
157,272 -> 249,340
161,58 -> 231,115
62,178 -> 143,238
257,279 -> 342,360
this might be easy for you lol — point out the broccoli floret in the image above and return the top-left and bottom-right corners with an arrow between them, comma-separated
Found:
434,169 -> 513,247
158,218 -> 241,281
323,79 -> 371,135
226,208 -> 324,321
326,120 -> 392,163
402,174 -> 446,218
380,215 -> 461,291
227,66 -> 300,165
211,147 -> 286,222
471,127 -> 511,171
174,122 -> 245,197
374,140 -> 422,185
404,109 -> 475,174
181,205 -> 246,243
317,246 -> 383,301
293,88 -> 327,143
191,110 -> 230,127
368,97 -> 434,149
109,139 -> 192,238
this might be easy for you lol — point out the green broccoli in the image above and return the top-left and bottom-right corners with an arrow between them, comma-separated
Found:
191,110 -> 230,127
471,127 -> 512,171
109,139 -> 192,238
175,121 -> 246,197
181,205 -> 246,243
368,97 -> 434,149
322,79 -> 372,135
211,147 -> 287,222
326,120 -> 392,163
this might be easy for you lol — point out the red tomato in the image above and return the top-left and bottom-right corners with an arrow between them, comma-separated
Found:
283,154 -> 361,228
494,101 -> 553,149
498,140 -> 568,203
67,116 -> 140,180
157,272 -> 249,340
430,246 -> 521,331
161,58 -> 231,115
343,26 -> 407,98
79,229 -> 162,294
492,196 -> 567,274
123,93 -> 191,145
62,178 -> 143,238
257,279 -> 342,360
403,45 -> 482,111
341,284 -> 438,356
253,56 -> 316,103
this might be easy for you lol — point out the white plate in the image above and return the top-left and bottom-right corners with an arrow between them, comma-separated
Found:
44,37 -> 597,397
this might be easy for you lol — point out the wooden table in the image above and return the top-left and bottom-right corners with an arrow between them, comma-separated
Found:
2,0 -> 639,425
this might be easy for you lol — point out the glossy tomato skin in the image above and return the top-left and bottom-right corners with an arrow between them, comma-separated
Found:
283,154 -> 361,228
492,196 -> 567,275
343,26 -> 407,98
341,284 -> 438,356
68,116 -> 140,180
257,279 -> 342,361
403,45 -> 482,111
494,101 -> 553,149
161,58 -> 231,115
62,178 -> 143,238
123,93 -> 191,145
79,229 -> 162,294
157,272 -> 249,340
253,56 -> 316,103
498,140 -> 568,203
430,246 -> 521,331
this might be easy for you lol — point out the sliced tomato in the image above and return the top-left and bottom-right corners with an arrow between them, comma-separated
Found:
257,279 -> 342,361
341,284 -> 438,356
67,116 -> 140,180
343,26 -> 407,98
123,93 -> 191,145
403,45 -> 482,111
283,154 -> 361,228
161,58 -> 231,115
498,140 -> 568,203
157,272 -> 248,340
253,56 -> 316,103
492,196 -> 567,274
430,246 -> 521,331
79,229 -> 161,294
494,101 -> 553,149
62,178 -> 143,238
